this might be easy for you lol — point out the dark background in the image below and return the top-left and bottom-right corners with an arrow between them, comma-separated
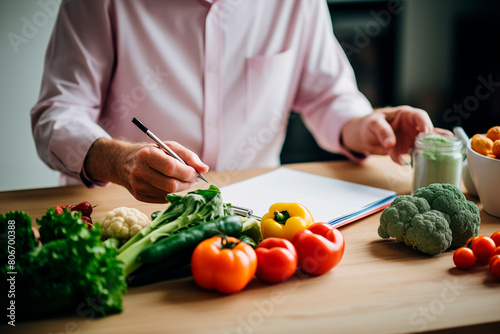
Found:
280,0 -> 500,164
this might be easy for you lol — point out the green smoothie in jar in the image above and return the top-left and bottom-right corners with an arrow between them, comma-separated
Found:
411,133 -> 464,193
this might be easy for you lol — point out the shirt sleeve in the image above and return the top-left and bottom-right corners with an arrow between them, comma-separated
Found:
292,0 -> 373,161
30,0 -> 114,187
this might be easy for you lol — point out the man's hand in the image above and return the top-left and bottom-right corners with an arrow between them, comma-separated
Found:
341,105 -> 435,165
84,138 -> 209,203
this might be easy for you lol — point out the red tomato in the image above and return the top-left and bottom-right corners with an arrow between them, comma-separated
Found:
292,223 -> 345,275
489,254 -> 500,267
471,236 -> 497,264
466,236 -> 477,249
255,238 -> 297,283
191,236 -> 257,294
490,231 -> 500,247
491,246 -> 500,258
489,255 -> 500,279
453,247 -> 476,269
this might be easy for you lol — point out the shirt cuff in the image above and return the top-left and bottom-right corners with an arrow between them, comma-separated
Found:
339,134 -> 369,163
48,121 -> 112,188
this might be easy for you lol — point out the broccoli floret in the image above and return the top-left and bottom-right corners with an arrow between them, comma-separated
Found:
413,183 -> 465,205
405,211 -> 453,255
378,195 -> 431,241
414,183 -> 480,247
378,183 -> 481,255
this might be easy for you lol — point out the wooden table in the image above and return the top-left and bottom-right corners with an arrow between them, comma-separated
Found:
1,156 -> 499,334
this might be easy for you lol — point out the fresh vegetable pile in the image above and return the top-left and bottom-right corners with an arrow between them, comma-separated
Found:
121,197 -> 345,293
119,185 -> 262,284
378,183 -> 481,255
1,183 -> 348,322
0,208 -> 126,320
452,231 -> 500,280
190,221 -> 345,293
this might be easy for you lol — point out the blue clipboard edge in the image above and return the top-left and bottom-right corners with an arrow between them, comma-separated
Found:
328,194 -> 398,228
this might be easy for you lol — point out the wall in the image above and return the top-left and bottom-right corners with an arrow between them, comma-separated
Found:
0,0 -> 59,191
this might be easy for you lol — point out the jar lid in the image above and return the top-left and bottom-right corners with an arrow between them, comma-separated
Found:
415,132 -> 463,150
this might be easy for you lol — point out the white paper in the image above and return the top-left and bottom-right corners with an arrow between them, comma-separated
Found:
220,167 -> 396,223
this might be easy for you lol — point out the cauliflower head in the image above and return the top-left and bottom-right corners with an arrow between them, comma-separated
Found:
413,183 -> 480,247
101,207 -> 151,242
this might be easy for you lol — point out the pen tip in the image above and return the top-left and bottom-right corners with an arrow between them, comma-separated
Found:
199,174 -> 209,183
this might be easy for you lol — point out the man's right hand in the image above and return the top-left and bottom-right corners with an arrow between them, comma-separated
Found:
84,137 -> 209,203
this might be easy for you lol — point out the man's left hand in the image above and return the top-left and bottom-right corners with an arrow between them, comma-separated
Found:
341,105 -> 436,165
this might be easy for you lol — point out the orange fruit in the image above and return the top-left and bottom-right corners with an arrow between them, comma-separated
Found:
486,126 -> 500,142
492,140 -> 500,159
471,134 -> 493,156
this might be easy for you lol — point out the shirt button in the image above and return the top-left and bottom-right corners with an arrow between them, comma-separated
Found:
208,119 -> 217,127
208,65 -> 217,73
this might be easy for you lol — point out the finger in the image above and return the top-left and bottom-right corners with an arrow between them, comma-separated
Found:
130,164 -> 193,200
146,146 -> 200,182
381,105 -> 434,133
389,149 -> 406,165
368,114 -> 397,150
410,108 -> 433,133
126,172 -> 169,203
166,141 -> 209,174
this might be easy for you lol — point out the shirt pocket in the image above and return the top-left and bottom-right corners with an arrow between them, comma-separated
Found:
246,48 -> 295,125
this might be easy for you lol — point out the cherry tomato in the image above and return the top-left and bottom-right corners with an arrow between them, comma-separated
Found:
490,231 -> 500,247
466,236 -> 477,249
471,236 -> 497,264
489,254 -> 500,267
490,246 -> 500,259
191,236 -> 257,294
453,247 -> 476,269
255,238 -> 297,283
292,223 -> 345,275
489,255 -> 500,279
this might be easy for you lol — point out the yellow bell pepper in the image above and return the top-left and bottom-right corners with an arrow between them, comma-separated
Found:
261,203 -> 315,241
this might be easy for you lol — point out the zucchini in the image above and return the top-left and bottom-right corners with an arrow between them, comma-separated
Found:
137,215 -> 242,265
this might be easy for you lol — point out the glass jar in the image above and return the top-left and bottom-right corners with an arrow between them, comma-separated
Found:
411,133 -> 464,193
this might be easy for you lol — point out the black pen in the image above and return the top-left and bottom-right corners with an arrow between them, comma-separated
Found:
131,117 -> 209,183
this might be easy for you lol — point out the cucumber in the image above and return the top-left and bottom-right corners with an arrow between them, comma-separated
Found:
137,215 -> 242,265
127,254 -> 192,287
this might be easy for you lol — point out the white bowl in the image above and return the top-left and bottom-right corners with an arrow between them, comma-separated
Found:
466,137 -> 500,217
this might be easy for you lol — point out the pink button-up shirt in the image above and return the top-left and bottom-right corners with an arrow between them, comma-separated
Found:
31,0 -> 372,187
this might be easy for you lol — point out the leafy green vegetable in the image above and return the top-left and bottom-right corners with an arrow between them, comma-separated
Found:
118,185 -> 234,276
0,208 -> 126,320
378,183 -> 480,255
0,211 -> 38,263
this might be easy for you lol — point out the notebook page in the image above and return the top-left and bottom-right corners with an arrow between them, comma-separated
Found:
220,168 -> 396,223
